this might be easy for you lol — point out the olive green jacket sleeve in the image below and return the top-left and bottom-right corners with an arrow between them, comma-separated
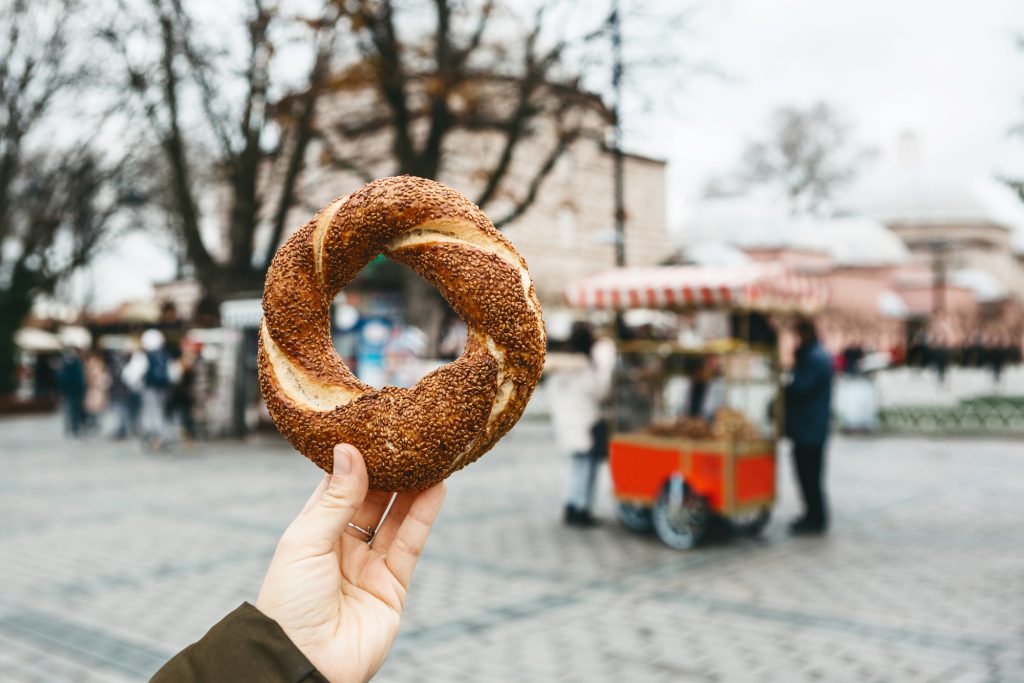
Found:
151,603 -> 329,683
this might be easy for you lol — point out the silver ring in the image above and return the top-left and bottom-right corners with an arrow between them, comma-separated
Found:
347,522 -> 375,544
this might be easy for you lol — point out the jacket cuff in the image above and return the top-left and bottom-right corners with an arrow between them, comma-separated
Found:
151,602 -> 328,682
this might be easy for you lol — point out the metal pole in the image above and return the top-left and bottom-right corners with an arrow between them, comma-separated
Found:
610,0 -> 626,268
932,242 -> 946,315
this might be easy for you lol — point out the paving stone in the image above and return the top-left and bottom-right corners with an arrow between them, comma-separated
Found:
1,416 -> 1023,682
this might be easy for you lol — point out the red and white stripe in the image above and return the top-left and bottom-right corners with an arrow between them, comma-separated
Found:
564,264 -> 828,313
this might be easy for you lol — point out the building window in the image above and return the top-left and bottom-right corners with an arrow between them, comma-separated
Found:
556,152 -> 574,179
558,207 -> 576,249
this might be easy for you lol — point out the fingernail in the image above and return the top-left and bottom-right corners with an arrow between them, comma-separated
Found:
333,444 -> 353,476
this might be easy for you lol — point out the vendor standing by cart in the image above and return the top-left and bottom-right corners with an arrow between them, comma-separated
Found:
546,322 -> 615,527
785,318 -> 834,535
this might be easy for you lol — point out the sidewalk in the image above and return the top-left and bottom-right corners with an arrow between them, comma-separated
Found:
0,415 -> 1021,682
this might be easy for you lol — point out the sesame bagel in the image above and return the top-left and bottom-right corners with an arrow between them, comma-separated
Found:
258,176 -> 546,492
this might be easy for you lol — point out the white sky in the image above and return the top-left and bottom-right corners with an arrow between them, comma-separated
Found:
631,0 -> 1024,227
81,0 -> 1024,310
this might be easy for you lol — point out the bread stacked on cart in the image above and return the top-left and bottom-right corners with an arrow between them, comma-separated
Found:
647,408 -> 761,441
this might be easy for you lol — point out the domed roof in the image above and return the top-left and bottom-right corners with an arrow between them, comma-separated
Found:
681,192 -> 908,266
846,133 -> 1024,248
949,269 -> 1007,303
680,189 -> 808,249
683,241 -> 751,267
806,216 -> 910,266
857,175 -> 1024,230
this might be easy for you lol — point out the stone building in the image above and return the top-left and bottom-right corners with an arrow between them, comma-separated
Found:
847,135 -> 1024,304
678,191 -> 1024,352
498,147 -> 668,307
277,84 -> 670,315
879,187 -> 1024,305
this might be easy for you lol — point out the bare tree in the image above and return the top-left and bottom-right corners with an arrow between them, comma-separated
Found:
1002,34 -> 1024,203
317,1 -> 614,225
107,1 -> 623,304
0,0 -> 130,395
299,0 -> 623,342
103,0 -> 345,306
1003,176 -> 1024,203
107,0 -> 693,354
719,102 -> 874,214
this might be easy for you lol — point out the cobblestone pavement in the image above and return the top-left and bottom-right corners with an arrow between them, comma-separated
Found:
0,415 -> 1022,683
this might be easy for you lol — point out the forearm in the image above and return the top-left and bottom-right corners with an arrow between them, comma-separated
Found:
151,603 -> 327,683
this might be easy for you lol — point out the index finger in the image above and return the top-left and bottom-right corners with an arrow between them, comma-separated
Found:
384,482 -> 446,590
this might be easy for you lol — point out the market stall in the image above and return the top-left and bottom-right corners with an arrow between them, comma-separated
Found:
565,263 -> 827,549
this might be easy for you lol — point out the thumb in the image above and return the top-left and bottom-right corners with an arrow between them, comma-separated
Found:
293,444 -> 369,546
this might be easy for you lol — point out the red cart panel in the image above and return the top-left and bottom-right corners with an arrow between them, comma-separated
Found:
610,434 -> 776,516
736,453 -> 775,504
689,451 -> 724,508
609,440 -> 679,504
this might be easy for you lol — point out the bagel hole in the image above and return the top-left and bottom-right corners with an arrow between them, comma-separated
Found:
330,261 -> 465,390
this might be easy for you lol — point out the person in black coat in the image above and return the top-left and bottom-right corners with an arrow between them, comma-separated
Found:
57,350 -> 87,438
784,318 -> 834,535
152,444 -> 446,682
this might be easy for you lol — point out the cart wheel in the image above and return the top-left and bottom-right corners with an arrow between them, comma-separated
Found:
616,502 -> 654,533
652,476 -> 709,550
731,507 -> 771,536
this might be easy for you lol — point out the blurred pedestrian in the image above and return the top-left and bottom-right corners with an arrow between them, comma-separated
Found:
784,318 -> 834,535
927,315 -> 954,383
108,345 -> 140,439
83,351 -> 110,432
56,348 -> 87,439
439,319 -> 468,361
33,353 -> 58,402
841,343 -> 865,376
166,345 -> 198,441
907,327 -> 927,368
546,322 -> 614,527
686,355 -> 724,420
125,329 -> 175,450
989,327 -> 1009,384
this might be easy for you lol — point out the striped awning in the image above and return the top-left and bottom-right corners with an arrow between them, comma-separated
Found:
564,264 -> 828,312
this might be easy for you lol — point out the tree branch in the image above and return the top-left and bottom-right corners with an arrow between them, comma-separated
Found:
454,0 -> 494,67
167,0 -> 236,160
472,21 -> 546,209
418,0 -> 454,178
225,0 -> 272,273
317,133 -> 377,184
264,35 -> 334,269
362,0 -> 416,173
153,0 -> 214,280
492,128 -> 580,229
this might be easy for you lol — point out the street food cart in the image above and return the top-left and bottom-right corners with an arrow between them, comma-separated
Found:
565,264 -> 827,549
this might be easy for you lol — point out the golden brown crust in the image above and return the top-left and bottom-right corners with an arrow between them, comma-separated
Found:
258,176 -> 546,491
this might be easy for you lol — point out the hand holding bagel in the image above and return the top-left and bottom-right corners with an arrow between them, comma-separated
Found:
259,176 -> 546,491
256,443 -> 446,683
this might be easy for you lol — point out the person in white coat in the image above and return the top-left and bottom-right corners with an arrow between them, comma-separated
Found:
546,322 -> 615,527
123,329 -> 181,450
